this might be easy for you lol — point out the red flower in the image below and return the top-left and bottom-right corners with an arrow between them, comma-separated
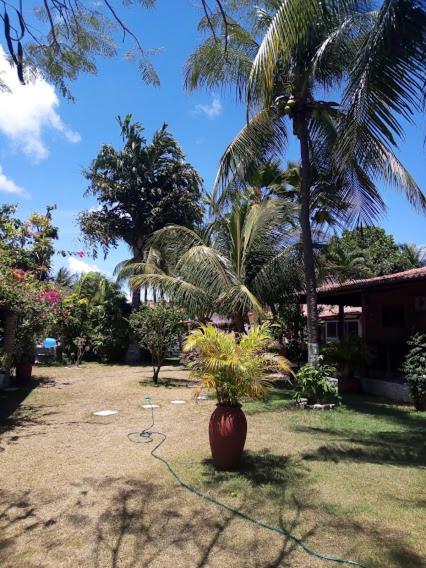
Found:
11,268 -> 26,281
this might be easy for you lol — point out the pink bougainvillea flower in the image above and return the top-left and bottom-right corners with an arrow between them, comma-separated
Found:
10,268 -> 26,280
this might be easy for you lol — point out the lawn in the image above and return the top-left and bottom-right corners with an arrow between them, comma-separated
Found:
0,363 -> 425,568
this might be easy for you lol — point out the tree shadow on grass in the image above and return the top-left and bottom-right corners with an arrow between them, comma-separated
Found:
200,449 -> 307,499
297,425 -> 426,468
2,475 -> 423,568
341,394 -> 426,429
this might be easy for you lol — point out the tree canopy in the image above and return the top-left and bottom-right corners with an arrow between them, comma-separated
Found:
79,115 -> 204,260
321,227 -> 423,282
1,0 -> 230,98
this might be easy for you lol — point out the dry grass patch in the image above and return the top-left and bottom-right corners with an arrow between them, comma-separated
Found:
1,363 -> 425,568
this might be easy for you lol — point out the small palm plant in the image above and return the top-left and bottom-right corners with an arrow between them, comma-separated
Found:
183,323 -> 292,469
183,323 -> 291,406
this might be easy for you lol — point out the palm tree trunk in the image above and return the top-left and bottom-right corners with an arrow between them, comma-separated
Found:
131,238 -> 144,311
295,112 -> 320,364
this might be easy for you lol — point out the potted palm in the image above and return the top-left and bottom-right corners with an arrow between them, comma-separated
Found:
183,323 -> 291,469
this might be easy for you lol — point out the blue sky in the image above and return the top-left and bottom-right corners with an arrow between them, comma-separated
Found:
0,1 -> 425,281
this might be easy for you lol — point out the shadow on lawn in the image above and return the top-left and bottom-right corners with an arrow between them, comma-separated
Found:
1,476 -> 424,568
90,478 -> 311,568
301,427 -> 426,468
201,449 -> 307,499
297,397 -> 426,468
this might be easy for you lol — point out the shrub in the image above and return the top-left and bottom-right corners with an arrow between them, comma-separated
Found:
130,304 -> 186,383
294,357 -> 340,405
322,336 -> 373,379
401,333 -> 426,410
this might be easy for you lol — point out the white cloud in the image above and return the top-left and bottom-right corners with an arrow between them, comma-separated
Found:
193,95 -> 222,119
0,165 -> 28,197
0,47 -> 81,161
67,257 -> 101,275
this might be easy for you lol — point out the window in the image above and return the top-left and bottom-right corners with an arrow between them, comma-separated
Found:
382,305 -> 404,328
345,321 -> 359,336
326,321 -> 337,339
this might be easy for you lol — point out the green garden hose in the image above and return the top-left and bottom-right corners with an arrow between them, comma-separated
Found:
128,399 -> 369,568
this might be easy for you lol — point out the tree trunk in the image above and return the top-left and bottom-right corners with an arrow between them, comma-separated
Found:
295,112 -> 320,364
153,365 -> 161,384
233,312 -> 246,334
131,238 -> 144,311
3,310 -> 17,358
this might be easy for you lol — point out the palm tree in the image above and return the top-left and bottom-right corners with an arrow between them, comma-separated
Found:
130,198 -> 301,331
319,243 -> 369,283
399,244 -> 426,268
55,267 -> 76,290
186,0 -> 425,362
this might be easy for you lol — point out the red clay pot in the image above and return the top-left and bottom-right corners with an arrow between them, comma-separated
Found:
16,362 -> 33,383
209,405 -> 247,470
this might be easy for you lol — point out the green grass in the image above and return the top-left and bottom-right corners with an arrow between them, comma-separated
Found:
182,389 -> 426,568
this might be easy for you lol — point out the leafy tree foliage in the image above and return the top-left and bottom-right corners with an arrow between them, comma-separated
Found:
1,0 -> 229,98
129,304 -> 186,383
130,198 -> 302,330
186,0 -> 425,363
0,204 -> 62,363
79,115 -> 203,307
401,333 -> 426,408
321,227 -> 422,281
50,272 -> 131,364
0,204 -> 58,280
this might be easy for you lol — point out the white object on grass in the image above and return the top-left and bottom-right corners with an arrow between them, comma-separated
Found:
170,400 -> 186,405
143,404 -> 160,409
93,410 -> 118,416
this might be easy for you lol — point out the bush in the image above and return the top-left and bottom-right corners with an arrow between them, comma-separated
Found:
322,336 -> 373,379
294,357 -> 340,405
402,333 -> 426,410
129,304 -> 186,383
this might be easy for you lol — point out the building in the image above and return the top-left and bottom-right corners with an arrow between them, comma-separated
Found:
307,267 -> 426,400
301,305 -> 362,343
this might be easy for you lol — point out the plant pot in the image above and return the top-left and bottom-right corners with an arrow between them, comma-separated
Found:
209,405 -> 247,470
16,362 -> 33,383
338,376 -> 361,394
413,394 -> 426,412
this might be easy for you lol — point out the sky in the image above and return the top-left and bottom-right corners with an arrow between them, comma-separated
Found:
0,1 -> 425,282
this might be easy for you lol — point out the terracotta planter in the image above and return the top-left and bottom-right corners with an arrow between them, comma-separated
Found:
413,394 -> 426,411
209,405 -> 247,470
16,362 -> 33,383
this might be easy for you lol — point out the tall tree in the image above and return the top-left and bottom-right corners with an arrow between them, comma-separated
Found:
79,115 -> 203,309
186,0 -> 425,362
130,198 -> 300,331
321,227 -> 424,281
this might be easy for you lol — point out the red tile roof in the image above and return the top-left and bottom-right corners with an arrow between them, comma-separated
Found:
317,266 -> 426,294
